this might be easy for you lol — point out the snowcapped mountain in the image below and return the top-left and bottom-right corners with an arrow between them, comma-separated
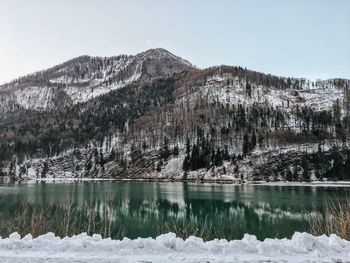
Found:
0,48 -> 194,112
0,49 -> 349,182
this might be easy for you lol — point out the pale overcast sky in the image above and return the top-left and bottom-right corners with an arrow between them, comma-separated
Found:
0,0 -> 349,84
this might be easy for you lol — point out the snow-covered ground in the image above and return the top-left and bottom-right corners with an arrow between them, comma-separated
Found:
1,232 -> 350,263
254,181 -> 350,187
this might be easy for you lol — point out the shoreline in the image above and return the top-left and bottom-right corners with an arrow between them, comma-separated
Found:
2,176 -> 350,187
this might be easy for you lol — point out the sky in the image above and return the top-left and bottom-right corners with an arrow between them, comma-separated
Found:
0,0 -> 349,84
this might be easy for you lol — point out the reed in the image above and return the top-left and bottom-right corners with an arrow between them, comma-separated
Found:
157,215 -> 217,240
308,196 -> 350,240
2,199 -> 120,238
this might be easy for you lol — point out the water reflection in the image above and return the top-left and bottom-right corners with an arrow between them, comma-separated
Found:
0,181 -> 349,240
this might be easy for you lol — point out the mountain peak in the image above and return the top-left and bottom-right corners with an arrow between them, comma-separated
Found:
143,47 -> 169,53
137,48 -> 194,68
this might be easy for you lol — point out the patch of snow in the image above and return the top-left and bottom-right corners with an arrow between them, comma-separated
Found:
161,156 -> 185,179
14,86 -> 55,110
0,232 -> 349,262
254,181 -> 350,187
63,84 -> 125,104
185,75 -> 344,123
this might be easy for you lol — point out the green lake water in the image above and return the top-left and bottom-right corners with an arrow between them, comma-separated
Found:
0,181 -> 349,240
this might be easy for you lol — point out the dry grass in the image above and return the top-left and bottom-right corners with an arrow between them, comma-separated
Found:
159,215 -> 214,240
7,196 -> 350,241
308,196 -> 350,240
2,195 -> 123,238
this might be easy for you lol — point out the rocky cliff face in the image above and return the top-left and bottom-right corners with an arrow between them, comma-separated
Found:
0,49 -> 349,182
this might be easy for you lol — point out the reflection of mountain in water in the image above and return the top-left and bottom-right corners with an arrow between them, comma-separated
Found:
0,182 -> 348,239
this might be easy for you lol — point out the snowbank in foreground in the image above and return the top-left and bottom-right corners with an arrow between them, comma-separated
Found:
1,232 -> 350,263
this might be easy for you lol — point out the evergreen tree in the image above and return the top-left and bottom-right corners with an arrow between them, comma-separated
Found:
214,149 -> 223,166
301,157 -> 311,182
251,129 -> 257,151
41,162 -> 49,178
173,145 -> 179,156
183,156 -> 191,171
242,132 -> 250,155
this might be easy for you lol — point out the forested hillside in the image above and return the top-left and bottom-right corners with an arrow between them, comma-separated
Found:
0,49 -> 349,182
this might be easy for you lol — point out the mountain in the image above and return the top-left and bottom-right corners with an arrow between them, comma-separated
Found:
0,48 -> 193,112
0,49 -> 350,182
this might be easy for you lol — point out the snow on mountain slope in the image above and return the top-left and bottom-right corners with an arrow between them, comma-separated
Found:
63,84 -> 125,104
193,74 -> 344,113
1,50 -> 349,183
0,48 -> 194,112
14,86 -> 56,110
176,73 -> 346,131
0,49 -> 345,115
1,231 -> 350,263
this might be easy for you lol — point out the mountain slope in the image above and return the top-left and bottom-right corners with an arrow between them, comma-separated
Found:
0,48 -> 194,112
0,49 -> 349,182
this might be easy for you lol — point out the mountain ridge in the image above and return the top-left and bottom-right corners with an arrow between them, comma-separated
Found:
0,48 -> 349,182
0,48 -> 194,112
0,48 -> 194,88
2,48 -> 348,91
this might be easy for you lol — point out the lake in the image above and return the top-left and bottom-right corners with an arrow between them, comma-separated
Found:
0,180 -> 349,240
